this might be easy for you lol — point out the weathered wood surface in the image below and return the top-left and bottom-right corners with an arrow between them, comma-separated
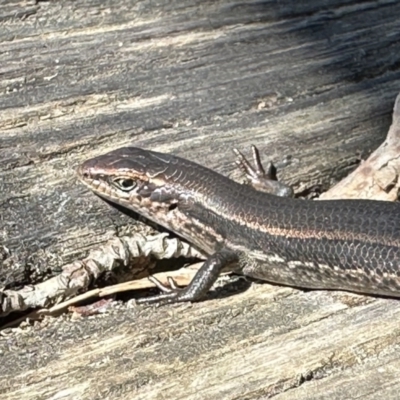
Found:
1,0 -> 400,398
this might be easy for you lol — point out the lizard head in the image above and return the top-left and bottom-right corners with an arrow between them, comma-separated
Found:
77,147 -> 197,224
77,146 -> 246,255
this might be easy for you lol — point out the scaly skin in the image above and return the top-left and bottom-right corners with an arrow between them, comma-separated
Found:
77,146 -> 400,304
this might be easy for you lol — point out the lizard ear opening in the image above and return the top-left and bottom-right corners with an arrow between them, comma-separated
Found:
112,178 -> 136,192
168,203 -> 178,212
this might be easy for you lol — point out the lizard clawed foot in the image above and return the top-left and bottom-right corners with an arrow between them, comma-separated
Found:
234,144 -> 273,181
233,145 -> 293,198
149,275 -> 181,292
135,276 -> 190,305
136,250 -> 237,305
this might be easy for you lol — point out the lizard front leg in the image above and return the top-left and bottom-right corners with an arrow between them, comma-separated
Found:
136,250 -> 238,304
234,145 -> 293,197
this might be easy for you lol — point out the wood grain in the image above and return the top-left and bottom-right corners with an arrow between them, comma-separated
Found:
1,0 -> 400,398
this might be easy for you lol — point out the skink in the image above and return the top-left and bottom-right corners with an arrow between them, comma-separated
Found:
77,146 -> 400,304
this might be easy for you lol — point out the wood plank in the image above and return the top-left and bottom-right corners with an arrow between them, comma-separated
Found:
1,284 -> 400,399
1,0 -> 400,398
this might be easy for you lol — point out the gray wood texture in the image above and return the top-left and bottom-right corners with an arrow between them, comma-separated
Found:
1,0 -> 400,398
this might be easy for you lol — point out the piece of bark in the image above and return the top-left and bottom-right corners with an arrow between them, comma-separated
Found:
321,92 -> 400,200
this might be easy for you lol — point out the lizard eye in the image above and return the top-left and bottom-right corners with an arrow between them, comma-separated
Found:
112,178 -> 136,191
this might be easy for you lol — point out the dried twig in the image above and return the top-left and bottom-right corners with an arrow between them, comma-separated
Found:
0,233 -> 203,317
37,263 -> 206,316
